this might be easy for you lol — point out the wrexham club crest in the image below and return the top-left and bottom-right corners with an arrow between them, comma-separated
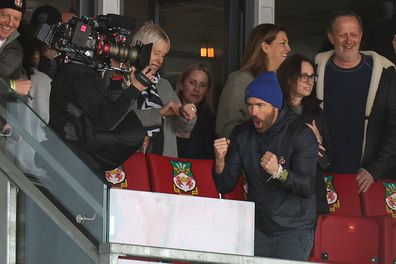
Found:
383,182 -> 396,218
325,175 -> 340,212
105,168 -> 127,189
170,160 -> 198,195
14,0 -> 23,8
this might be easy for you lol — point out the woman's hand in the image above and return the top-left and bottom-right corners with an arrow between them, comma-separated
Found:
160,101 -> 182,117
159,102 -> 197,121
178,103 -> 196,121
15,80 -> 32,96
306,120 -> 323,145
306,120 -> 326,157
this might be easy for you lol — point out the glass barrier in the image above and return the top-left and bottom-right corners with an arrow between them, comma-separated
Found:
0,77 -> 107,243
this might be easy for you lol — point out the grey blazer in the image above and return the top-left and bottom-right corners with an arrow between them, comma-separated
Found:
133,78 -> 196,157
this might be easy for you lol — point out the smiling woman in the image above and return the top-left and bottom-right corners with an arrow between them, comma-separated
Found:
277,53 -> 331,215
216,23 -> 291,138
108,22 -> 198,158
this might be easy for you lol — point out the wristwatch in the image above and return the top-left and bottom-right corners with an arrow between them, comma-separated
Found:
278,168 -> 288,182
273,164 -> 288,182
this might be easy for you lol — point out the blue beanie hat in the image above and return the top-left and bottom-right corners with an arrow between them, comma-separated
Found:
245,71 -> 283,109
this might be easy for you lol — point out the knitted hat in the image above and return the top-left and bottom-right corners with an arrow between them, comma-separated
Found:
31,5 -> 61,29
245,71 -> 283,109
0,0 -> 26,14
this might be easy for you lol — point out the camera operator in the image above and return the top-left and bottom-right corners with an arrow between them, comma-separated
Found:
48,58 -> 152,176
30,4 -> 63,79
31,14 -> 156,177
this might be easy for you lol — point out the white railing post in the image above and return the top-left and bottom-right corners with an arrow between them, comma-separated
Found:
254,0 -> 275,25
97,0 -> 121,15
0,172 -> 17,264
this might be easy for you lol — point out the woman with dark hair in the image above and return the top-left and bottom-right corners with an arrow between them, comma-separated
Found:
216,23 -> 291,138
175,63 -> 216,159
277,54 -> 331,214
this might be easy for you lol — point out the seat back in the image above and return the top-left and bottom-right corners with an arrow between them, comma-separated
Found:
311,173 -> 377,263
361,179 -> 396,264
313,215 -> 380,263
324,173 -> 362,216
222,175 -> 246,201
119,152 -> 151,191
146,153 -> 220,198
361,179 -> 396,220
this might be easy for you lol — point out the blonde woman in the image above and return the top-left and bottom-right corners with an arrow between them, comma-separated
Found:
175,63 -> 216,159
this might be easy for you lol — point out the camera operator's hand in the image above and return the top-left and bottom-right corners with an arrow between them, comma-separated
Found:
15,80 -> 32,96
129,66 -> 154,91
160,101 -> 182,117
179,103 -> 197,121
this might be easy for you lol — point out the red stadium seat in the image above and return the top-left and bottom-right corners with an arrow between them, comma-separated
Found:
310,173 -> 381,263
324,173 -> 362,216
361,179 -> 396,219
118,152 -> 151,191
361,179 -> 396,264
222,175 -> 246,201
311,215 -> 380,263
146,153 -> 220,198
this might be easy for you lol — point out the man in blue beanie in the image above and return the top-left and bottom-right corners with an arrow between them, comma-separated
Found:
212,71 -> 318,261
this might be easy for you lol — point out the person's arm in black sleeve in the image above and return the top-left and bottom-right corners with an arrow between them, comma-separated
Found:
316,110 -> 332,171
281,126 -> 318,198
51,68 -> 136,130
212,128 -> 243,194
362,67 -> 396,180
71,68 -> 145,130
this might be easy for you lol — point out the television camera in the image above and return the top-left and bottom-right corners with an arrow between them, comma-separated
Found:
35,14 -> 152,74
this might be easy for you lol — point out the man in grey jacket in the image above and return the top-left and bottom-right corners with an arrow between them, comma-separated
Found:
315,10 -> 396,193
0,0 -> 31,96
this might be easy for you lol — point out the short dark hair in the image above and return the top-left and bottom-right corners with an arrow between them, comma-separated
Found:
327,10 -> 363,34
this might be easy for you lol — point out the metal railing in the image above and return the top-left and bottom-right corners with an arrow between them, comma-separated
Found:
99,243 -> 313,264
0,150 -> 99,264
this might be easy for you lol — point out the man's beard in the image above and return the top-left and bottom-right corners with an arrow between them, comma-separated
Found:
253,109 -> 276,134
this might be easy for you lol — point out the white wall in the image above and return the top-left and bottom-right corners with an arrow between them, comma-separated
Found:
254,0 -> 275,25
97,0 -> 121,15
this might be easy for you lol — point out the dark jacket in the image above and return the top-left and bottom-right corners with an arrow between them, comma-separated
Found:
293,98 -> 331,214
49,63 -> 145,172
316,51 -> 396,180
213,106 -> 318,235
177,109 -> 216,159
